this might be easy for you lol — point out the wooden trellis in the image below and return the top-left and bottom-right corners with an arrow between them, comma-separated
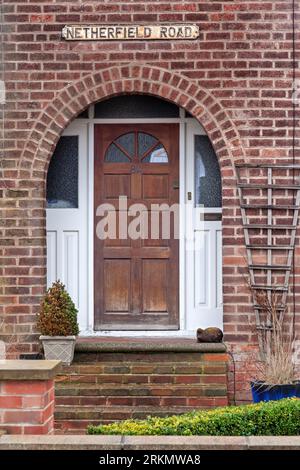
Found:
235,163 -> 300,354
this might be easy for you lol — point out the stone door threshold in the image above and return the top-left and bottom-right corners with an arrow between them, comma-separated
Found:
0,435 -> 299,450
75,337 -> 227,353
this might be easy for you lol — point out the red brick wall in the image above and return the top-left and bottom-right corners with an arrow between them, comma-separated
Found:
0,379 -> 55,434
1,1 -> 299,403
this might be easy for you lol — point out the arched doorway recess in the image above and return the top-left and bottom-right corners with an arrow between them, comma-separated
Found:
46,95 -> 223,335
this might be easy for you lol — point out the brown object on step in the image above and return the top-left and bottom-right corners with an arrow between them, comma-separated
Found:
197,327 -> 223,343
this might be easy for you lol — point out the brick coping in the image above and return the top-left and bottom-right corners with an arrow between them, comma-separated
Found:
75,339 -> 227,353
0,435 -> 299,450
0,360 -> 61,380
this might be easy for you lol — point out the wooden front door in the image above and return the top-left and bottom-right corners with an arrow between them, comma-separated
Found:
94,124 -> 179,330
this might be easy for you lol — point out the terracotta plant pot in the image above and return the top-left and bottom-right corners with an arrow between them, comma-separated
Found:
40,335 -> 76,366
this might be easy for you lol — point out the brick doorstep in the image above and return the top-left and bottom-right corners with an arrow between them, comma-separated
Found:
54,350 -> 229,434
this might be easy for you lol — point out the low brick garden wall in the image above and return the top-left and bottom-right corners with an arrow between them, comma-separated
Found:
0,360 -> 61,435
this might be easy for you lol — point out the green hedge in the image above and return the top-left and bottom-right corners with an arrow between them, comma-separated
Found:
87,398 -> 300,436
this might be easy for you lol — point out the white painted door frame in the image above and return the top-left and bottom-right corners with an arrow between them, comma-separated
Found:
46,109 -> 223,336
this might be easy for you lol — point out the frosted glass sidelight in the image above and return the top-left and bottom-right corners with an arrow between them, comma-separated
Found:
195,135 -> 221,207
46,136 -> 79,209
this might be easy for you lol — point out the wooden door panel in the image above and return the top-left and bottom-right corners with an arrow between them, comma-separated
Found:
142,174 -> 169,199
103,247 -> 171,258
104,175 -> 131,199
94,123 -> 179,330
103,259 -> 131,313
142,260 -> 168,313
141,210 -> 170,247
103,211 -> 132,247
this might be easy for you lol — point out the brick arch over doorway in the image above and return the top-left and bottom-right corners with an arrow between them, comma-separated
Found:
18,63 -> 244,180
3,64 -> 250,367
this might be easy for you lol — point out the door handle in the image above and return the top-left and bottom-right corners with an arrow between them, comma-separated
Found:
173,180 -> 179,189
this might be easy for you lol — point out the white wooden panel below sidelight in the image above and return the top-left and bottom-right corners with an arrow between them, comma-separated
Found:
186,221 -> 223,331
216,229 -> 223,309
46,231 -> 57,287
194,230 -> 208,307
62,231 -> 79,309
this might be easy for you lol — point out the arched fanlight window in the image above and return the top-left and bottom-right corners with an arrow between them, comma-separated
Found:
105,131 -> 168,163
95,95 -> 179,118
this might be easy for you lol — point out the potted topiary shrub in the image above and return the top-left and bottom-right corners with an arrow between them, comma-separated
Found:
38,280 -> 79,365
249,289 -> 300,402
